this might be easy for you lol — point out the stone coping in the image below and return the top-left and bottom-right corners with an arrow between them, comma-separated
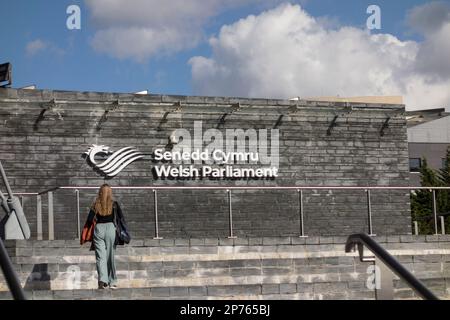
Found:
4,235 -> 450,248
0,88 -> 404,110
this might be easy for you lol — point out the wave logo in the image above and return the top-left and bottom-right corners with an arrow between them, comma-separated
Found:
84,144 -> 145,177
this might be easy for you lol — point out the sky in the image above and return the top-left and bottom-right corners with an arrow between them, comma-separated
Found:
1,0 -> 449,110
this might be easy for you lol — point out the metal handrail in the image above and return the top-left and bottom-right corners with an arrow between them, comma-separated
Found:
0,239 -> 26,300
35,186 -> 450,194
1,193 -> 38,196
33,185 -> 450,240
345,233 -> 439,300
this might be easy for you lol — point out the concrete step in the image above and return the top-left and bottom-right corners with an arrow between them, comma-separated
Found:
3,280 -> 447,300
2,260 -> 448,292
1,280 -> 445,300
0,283 -> 376,300
2,237 -> 450,300
0,258 -> 368,291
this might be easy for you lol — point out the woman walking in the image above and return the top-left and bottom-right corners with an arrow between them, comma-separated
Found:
81,184 -> 129,289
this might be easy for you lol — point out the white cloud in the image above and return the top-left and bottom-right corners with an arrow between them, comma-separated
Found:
26,39 -> 47,56
85,0 -> 285,62
25,39 -> 65,57
189,3 -> 450,110
91,27 -> 201,61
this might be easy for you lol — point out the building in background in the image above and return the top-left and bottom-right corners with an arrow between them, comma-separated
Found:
407,108 -> 450,186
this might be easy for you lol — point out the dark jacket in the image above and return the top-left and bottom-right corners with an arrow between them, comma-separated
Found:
85,201 -> 129,251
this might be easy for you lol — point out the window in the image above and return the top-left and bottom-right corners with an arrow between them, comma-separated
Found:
409,158 -> 421,172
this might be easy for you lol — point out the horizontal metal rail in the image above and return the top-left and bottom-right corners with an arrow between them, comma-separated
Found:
25,185 -> 450,241
345,233 -> 439,300
35,186 -> 450,195
2,193 -> 39,196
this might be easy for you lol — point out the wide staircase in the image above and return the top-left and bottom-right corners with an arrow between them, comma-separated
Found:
1,235 -> 450,300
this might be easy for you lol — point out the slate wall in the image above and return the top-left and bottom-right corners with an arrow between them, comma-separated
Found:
0,88 -> 411,239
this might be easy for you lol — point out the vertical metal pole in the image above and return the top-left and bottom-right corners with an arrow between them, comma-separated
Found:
153,190 -> 162,239
413,221 -> 419,236
36,195 -> 42,240
432,190 -> 438,235
366,189 -> 374,236
20,196 -> 24,209
75,189 -> 80,240
227,189 -> 236,239
298,189 -> 307,237
440,216 -> 445,235
48,191 -> 54,240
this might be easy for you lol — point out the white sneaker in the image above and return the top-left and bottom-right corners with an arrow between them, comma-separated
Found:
109,284 -> 118,290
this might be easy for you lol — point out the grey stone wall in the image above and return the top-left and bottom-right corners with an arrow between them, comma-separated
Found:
0,88 -> 411,239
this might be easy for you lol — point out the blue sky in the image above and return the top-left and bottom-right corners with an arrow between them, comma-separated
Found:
1,0 -> 449,110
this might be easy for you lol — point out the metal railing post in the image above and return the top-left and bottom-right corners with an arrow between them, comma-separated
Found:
432,190 -> 438,235
227,189 -> 236,239
153,190 -> 163,239
366,189 -> 375,236
75,189 -> 80,240
298,189 -> 307,237
440,216 -> 445,235
48,191 -> 54,240
36,195 -> 42,240
413,221 -> 419,236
